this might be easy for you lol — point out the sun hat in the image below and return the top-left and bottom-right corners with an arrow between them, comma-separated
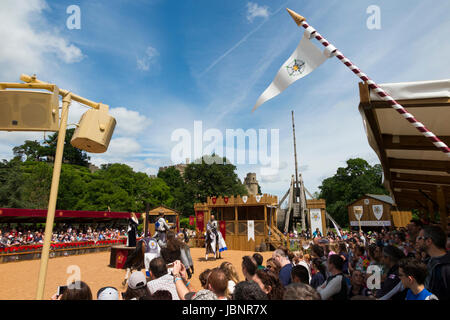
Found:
97,287 -> 119,300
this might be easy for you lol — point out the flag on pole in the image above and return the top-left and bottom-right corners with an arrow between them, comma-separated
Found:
252,31 -> 328,112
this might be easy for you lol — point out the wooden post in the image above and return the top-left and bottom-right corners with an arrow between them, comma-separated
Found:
437,186 -> 448,232
264,205 -> 267,239
427,199 -> 435,223
234,205 -> 238,249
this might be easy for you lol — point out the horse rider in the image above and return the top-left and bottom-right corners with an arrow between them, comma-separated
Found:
206,214 -> 219,243
153,211 -> 172,247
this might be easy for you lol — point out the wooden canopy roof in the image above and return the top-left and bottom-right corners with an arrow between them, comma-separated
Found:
358,80 -> 450,223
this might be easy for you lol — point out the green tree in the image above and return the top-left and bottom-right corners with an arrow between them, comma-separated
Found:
318,158 -> 388,227
41,128 -> 90,166
182,154 -> 248,216
12,140 -> 45,161
21,161 -> 53,209
0,158 -> 27,208
157,167 -> 189,215
57,164 -> 92,210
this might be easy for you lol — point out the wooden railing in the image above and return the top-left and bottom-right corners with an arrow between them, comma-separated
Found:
267,225 -> 287,249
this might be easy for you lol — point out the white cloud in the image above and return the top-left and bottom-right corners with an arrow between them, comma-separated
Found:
109,107 -> 151,136
137,46 -> 159,71
246,2 -> 269,23
105,137 -> 141,155
0,0 -> 83,80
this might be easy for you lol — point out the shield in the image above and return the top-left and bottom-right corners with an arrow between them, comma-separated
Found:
224,196 -> 229,204
372,205 -> 383,220
256,195 -> 262,203
212,197 -> 217,204
242,196 -> 248,203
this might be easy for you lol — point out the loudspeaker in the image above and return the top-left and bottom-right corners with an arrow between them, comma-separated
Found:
0,88 -> 59,131
71,104 -> 116,153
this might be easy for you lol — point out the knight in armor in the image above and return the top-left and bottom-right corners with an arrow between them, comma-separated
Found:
206,214 -> 219,240
153,211 -> 171,247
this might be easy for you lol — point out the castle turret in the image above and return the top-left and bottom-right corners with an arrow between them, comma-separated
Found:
244,172 -> 259,195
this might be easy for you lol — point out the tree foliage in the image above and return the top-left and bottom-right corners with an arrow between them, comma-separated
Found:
318,158 -> 388,227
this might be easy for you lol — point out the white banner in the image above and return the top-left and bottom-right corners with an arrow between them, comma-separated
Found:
247,220 -> 255,241
309,208 -> 323,235
350,221 -> 391,227
372,205 -> 383,220
252,31 -> 328,111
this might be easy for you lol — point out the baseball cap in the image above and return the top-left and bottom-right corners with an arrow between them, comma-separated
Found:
97,287 -> 119,300
128,272 -> 147,289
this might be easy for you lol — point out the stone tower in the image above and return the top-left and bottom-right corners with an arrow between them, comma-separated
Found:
244,172 -> 259,196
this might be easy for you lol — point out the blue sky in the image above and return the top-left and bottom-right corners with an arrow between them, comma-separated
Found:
0,0 -> 449,201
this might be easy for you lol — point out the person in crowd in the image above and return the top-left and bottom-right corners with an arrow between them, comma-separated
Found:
313,228 -> 322,239
177,232 -> 194,279
160,231 -> 182,267
399,258 -> 438,300
283,282 -> 321,300
376,245 -> 406,300
97,286 -> 120,300
232,281 -> 268,300
417,225 -> 450,300
253,253 -> 265,270
291,265 -> 310,285
147,257 -> 180,299
292,250 -> 311,283
407,219 -> 423,247
316,254 -> 348,300
347,269 -> 368,298
310,258 -> 327,289
145,290 -> 173,300
242,255 -> 258,281
206,268 -> 229,300
172,260 -> 216,300
338,242 -> 349,275
273,249 -> 293,287
122,271 -> 151,300
220,261 -> 240,295
59,281 -> 93,300
199,268 -> 212,289
254,269 -> 285,300
266,258 -> 281,275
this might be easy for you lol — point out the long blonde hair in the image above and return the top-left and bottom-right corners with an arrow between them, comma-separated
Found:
220,261 -> 240,284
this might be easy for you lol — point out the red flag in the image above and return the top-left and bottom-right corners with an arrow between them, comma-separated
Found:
196,211 -> 205,232
212,197 -> 217,204
224,196 -> 229,204
189,216 -> 195,226
219,220 -> 226,240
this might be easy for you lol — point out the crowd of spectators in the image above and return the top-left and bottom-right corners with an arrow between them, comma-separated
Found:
0,224 -> 126,247
49,219 -> 450,300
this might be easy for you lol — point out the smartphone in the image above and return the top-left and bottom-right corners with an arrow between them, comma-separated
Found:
57,285 -> 67,297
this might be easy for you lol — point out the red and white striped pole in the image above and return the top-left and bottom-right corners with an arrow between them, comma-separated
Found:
287,8 -> 450,157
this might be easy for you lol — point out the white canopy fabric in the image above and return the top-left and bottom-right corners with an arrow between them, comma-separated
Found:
358,79 -> 450,212
370,79 -> 450,101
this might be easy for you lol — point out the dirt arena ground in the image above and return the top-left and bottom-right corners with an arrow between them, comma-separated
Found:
0,248 -> 274,300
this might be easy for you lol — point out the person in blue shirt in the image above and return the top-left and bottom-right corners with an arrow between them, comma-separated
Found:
272,249 -> 293,287
399,258 -> 438,300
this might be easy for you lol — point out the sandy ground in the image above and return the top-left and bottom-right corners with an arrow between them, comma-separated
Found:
0,248 -> 274,300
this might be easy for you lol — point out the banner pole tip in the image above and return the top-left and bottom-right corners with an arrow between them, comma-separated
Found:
286,8 -> 306,26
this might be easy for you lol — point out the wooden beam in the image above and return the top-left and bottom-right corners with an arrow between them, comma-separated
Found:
427,199 -> 435,223
437,186 -> 448,232
359,102 -> 393,185
388,158 -> 450,173
391,172 -> 450,185
393,181 -> 450,193
383,134 -> 450,151
367,97 -> 450,109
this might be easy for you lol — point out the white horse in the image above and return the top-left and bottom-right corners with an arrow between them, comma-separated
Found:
205,229 -> 227,261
